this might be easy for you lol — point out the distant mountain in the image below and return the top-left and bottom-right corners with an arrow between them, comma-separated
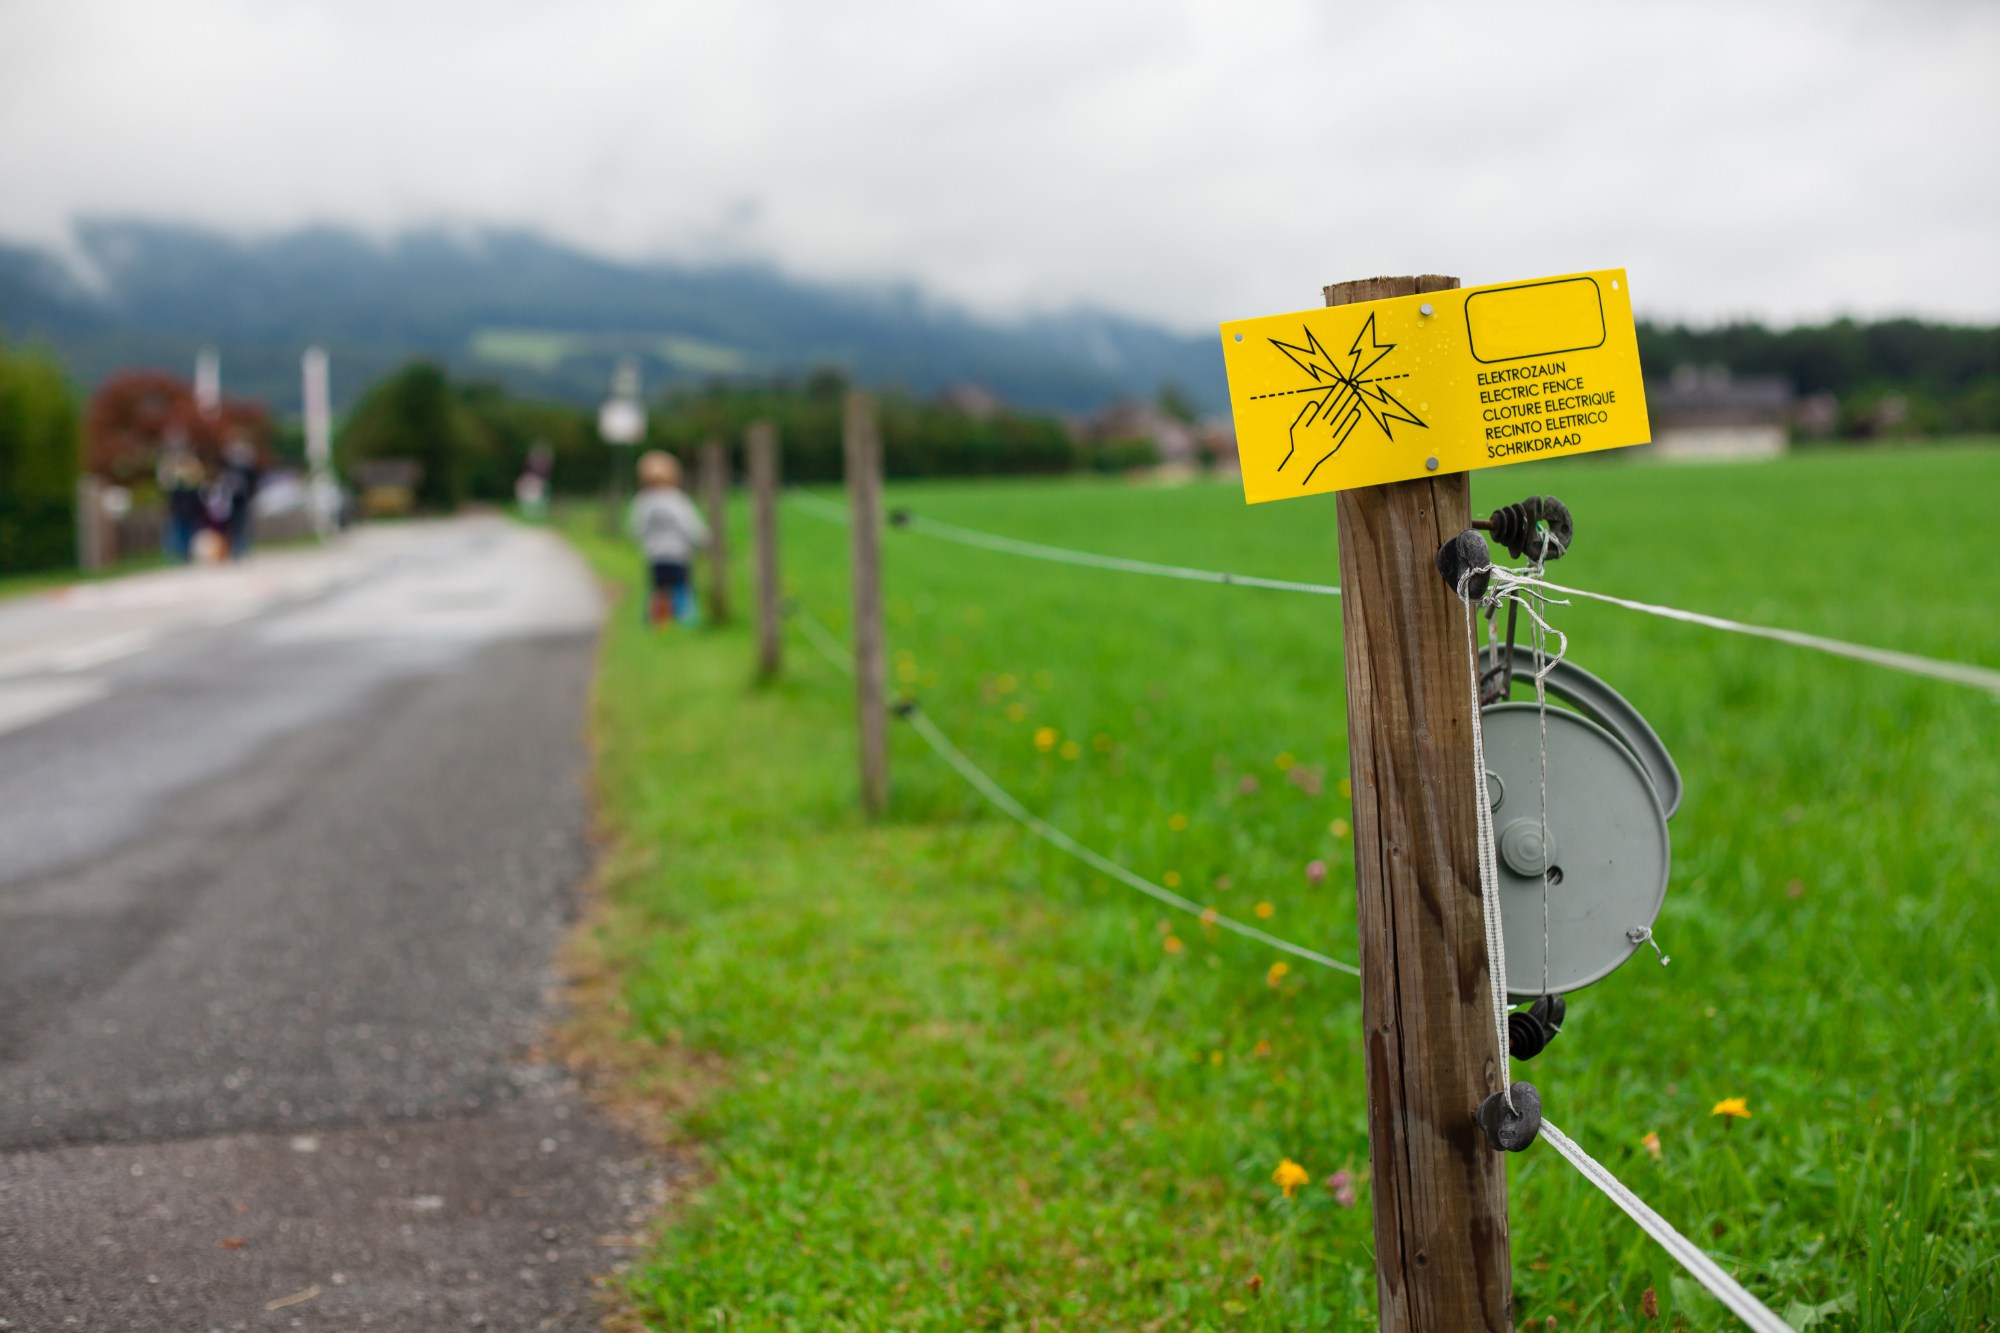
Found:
0,222 -> 1228,418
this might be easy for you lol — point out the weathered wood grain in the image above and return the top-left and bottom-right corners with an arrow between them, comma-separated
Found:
1331,274 -> 1512,1333
844,391 -> 890,815
748,420 -> 782,680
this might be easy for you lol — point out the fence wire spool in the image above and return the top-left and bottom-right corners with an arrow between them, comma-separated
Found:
1477,647 -> 1678,1001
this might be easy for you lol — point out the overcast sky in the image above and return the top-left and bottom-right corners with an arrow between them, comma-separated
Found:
3,0 -> 1995,331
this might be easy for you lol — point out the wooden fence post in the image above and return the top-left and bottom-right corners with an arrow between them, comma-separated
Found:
748,420 -> 782,680
76,475 -> 107,572
844,390 -> 889,815
1331,275 -> 1512,1332
700,438 -> 731,626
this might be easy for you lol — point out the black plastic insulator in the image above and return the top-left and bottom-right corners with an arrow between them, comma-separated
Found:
889,507 -> 912,528
1486,495 -> 1574,562
1436,528 -> 1493,600
1507,1010 -> 1549,1060
892,697 -> 919,718
1477,1081 -> 1543,1152
1506,993 -> 1567,1060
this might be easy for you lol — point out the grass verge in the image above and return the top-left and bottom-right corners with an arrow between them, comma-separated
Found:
561,445 -> 2000,1332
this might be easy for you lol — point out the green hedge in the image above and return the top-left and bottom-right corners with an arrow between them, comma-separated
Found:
0,339 -> 80,574
644,374 -> 1077,482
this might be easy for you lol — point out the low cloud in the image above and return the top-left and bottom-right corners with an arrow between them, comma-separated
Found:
1,0 -> 1993,329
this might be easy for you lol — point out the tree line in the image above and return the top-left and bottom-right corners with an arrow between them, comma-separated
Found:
336,363 -> 1080,509
0,335 -> 81,573
7,311 -> 2000,575
1636,317 -> 2000,435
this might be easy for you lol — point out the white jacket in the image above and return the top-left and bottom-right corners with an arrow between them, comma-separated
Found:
626,488 -> 710,563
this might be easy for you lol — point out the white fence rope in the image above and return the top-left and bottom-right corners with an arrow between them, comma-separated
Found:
786,490 -> 1342,595
788,491 -> 2000,695
1525,573 -> 2000,694
786,604 -> 1359,976
1540,1119 -> 1793,1333
781,572 -> 1798,1331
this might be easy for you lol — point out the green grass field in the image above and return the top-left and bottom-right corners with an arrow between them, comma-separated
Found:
564,444 -> 2000,1332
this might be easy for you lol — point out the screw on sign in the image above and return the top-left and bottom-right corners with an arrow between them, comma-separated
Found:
1219,272 -> 1674,1333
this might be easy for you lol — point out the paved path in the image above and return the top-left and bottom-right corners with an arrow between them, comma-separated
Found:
0,521 -> 669,1331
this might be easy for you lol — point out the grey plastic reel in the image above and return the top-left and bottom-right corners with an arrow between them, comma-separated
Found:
1477,645 -> 1679,1001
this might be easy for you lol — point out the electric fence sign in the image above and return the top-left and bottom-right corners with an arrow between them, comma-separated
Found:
1219,269 -> 1650,502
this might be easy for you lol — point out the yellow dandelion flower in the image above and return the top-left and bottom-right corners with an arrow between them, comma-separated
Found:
1200,907 -> 1218,926
1255,902 -> 1275,919
1163,935 -> 1185,954
1163,871 -> 1182,888
995,673 -> 1017,694
1210,1050 -> 1223,1066
1710,1097 -> 1751,1120
1275,752 -> 1296,772
1059,739 -> 1081,760
1034,726 -> 1058,751
1267,961 -> 1290,988
1338,778 -> 1352,799
1330,818 -> 1351,838
1167,813 -> 1188,831
1272,1159 -> 1310,1198
897,661 -> 919,682
1253,1039 -> 1272,1057
1642,1131 -> 1662,1160
1005,702 -> 1027,722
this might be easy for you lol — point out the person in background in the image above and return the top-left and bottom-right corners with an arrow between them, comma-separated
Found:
626,450 -> 708,629
159,444 -> 205,562
217,437 -> 262,559
514,440 -> 554,521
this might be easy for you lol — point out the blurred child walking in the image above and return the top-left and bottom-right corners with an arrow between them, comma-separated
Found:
627,450 -> 710,628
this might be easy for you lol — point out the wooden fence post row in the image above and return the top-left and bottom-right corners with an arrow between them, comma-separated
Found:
1331,276 -> 1513,1331
844,391 -> 889,816
700,439 -> 731,627
748,420 -> 782,680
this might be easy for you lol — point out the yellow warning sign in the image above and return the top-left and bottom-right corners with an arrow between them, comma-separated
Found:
1219,269 -> 1650,503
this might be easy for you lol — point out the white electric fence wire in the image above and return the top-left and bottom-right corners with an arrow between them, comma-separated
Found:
785,605 -> 1361,978
1460,574 -> 1516,1110
783,548 -> 1796,1331
1516,574 -> 2000,695
1539,1120 -> 1793,1333
810,495 -> 2000,695
786,490 -> 1343,596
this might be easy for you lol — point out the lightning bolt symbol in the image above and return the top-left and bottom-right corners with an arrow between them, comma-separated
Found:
1345,313 -> 1395,380
1267,327 -> 1341,382
1261,310 -> 1429,485
1356,381 -> 1424,439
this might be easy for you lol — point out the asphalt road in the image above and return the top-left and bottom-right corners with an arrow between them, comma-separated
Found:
0,521 -> 673,1331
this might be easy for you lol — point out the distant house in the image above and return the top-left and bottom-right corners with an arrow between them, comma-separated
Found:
1079,401 -> 1201,467
1642,366 -> 1794,461
936,383 -> 1004,421
1199,421 -> 1240,475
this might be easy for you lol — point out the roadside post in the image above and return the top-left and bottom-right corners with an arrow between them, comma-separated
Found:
598,357 -> 646,536
748,420 -> 782,680
844,391 -> 889,815
302,347 -> 336,540
1217,270 -> 1651,1332
700,438 -> 731,626
75,475 -> 109,571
